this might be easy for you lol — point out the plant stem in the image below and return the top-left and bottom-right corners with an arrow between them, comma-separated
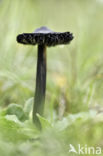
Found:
33,44 -> 46,129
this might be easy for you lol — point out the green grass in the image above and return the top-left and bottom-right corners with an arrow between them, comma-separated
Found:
0,0 -> 103,155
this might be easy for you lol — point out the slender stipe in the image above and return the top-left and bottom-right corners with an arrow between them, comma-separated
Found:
33,44 -> 46,129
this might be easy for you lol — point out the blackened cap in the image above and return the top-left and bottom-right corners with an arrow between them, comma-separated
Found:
17,26 -> 73,47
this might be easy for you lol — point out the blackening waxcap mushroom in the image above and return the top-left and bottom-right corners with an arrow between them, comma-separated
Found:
17,26 -> 73,46
16,26 -> 74,129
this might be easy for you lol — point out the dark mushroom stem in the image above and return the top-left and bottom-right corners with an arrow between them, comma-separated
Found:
33,44 -> 46,129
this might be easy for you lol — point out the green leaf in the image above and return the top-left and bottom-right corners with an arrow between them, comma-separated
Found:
55,110 -> 97,131
0,116 -> 29,143
6,103 -> 28,122
24,97 -> 33,116
5,114 -> 23,125
36,114 -> 52,130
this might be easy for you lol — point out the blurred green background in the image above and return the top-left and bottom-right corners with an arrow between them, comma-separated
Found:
0,0 -> 103,156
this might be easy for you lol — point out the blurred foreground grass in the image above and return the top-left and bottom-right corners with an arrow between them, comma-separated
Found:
0,0 -> 103,155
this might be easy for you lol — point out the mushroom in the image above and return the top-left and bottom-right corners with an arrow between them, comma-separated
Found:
16,26 -> 74,129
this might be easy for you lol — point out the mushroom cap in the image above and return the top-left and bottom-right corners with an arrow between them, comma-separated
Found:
17,26 -> 74,47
